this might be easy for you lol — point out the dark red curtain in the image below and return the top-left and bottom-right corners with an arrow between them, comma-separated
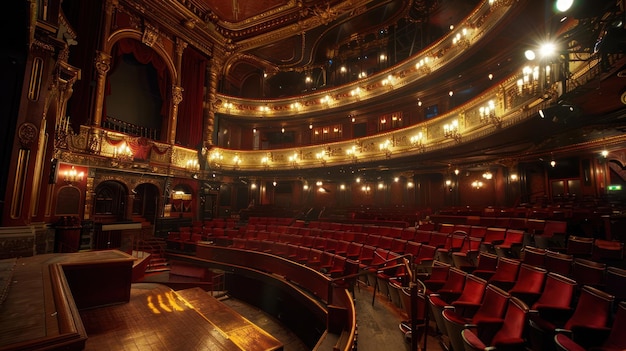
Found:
177,47 -> 206,148
107,39 -> 170,125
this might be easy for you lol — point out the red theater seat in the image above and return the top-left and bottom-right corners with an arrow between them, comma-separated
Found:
508,263 -> 547,306
487,256 -> 521,291
461,297 -> 530,351
554,301 -> 626,351
442,284 -> 510,351
529,285 -> 615,351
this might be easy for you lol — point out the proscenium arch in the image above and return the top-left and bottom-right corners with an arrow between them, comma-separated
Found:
105,29 -> 178,83
105,30 -> 179,141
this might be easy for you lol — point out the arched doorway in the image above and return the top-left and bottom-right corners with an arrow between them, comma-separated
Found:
93,181 -> 128,222
132,183 -> 160,224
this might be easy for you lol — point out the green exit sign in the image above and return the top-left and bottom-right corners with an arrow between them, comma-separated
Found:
607,185 -> 622,191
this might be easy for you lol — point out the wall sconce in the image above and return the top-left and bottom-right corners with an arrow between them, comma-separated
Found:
288,151 -> 299,168
479,100 -> 502,128
452,27 -> 471,47
443,120 -> 461,142
316,148 -> 329,166
471,180 -> 484,189
346,144 -> 360,163
410,132 -> 425,151
113,142 -> 133,162
510,174 -> 518,181
415,56 -> 431,74
63,166 -> 84,185
186,159 -> 199,171
209,151 -> 223,168
379,139 -> 392,158
482,171 -> 493,180
233,154 -> 241,170
261,153 -> 272,170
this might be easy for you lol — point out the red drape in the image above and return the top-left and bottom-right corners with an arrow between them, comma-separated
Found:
106,39 -> 170,126
176,47 -> 206,148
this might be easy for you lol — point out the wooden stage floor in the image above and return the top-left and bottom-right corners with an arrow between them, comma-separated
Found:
80,283 -> 283,351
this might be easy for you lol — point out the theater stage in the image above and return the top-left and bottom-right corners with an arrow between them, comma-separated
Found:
0,252 -> 282,351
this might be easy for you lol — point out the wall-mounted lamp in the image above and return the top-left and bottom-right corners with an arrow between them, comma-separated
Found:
443,120 -> 461,142
63,166 -> 84,185
479,100 -> 502,128
113,142 -> 133,162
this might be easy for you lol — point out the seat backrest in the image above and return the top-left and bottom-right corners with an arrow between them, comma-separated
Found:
400,280 -> 428,322
522,246 -> 546,267
439,267 -> 467,292
472,284 -> 510,322
503,229 -> 524,244
404,241 -> 422,257
565,285 -> 614,330
490,257 -> 521,282
544,250 -> 573,277
604,301 -> 626,349
532,272 -> 577,310
475,252 -> 499,271
490,297 -> 529,346
454,274 -> 488,305
566,235 -> 594,257
510,264 -> 547,294
483,227 -> 506,243
571,258 -> 606,288
605,266 -> 626,300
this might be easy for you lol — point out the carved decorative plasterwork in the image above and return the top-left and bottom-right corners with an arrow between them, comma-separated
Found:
18,123 -> 38,149
142,22 -> 160,47
94,51 -> 112,76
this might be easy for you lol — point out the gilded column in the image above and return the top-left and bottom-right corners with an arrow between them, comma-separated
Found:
169,85 -> 183,145
92,51 -> 111,127
205,57 -> 222,146
167,39 -> 187,145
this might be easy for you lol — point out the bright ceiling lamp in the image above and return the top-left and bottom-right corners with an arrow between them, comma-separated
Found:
555,0 -> 574,12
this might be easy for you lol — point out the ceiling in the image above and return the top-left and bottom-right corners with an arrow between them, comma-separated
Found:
190,0 -> 481,89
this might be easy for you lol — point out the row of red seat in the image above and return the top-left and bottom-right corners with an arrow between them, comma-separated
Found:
419,257 -> 625,351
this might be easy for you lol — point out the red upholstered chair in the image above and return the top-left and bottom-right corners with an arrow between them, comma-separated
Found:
428,232 -> 449,248
442,284 -> 510,351
431,267 -> 467,303
404,241 -> 421,259
422,261 -> 450,292
522,245 -> 546,268
479,227 -> 507,253
451,236 -> 483,271
429,274 -> 488,337
334,240 -> 349,257
327,254 -> 346,278
495,229 -> 525,258
390,238 -> 407,254
531,273 -> 577,314
592,239 -> 625,263
318,251 -> 335,273
534,220 -> 568,249
436,232 -> 468,265
470,252 -> 499,279
544,250 -> 574,277
571,258 -> 606,289
413,244 -> 437,273
554,301 -> 626,351
528,285 -> 615,351
488,256 -> 521,291
357,244 -> 377,267
346,242 -> 363,260
461,297 -> 530,351
399,280 -> 429,350
508,263 -> 547,306
565,235 -> 594,258
413,229 -> 432,244
605,266 -> 626,304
